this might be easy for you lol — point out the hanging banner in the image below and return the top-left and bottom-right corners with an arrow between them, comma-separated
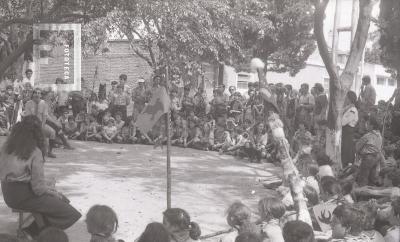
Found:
33,23 -> 81,91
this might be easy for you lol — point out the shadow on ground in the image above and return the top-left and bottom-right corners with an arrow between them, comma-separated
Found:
0,139 -> 281,242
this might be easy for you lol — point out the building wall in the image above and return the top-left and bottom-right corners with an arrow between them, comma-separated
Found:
81,40 -> 154,94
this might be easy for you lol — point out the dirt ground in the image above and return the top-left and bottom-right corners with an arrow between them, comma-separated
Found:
0,138 -> 281,242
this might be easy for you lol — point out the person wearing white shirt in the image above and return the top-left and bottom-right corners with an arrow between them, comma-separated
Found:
22,69 -> 34,86
341,91 -> 359,168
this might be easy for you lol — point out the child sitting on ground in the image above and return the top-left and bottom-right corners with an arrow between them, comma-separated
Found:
64,115 -> 80,139
121,117 -> 137,144
75,110 -> 86,129
114,113 -> 125,143
78,115 -> 90,140
102,118 -> 118,143
171,117 -> 188,147
86,205 -> 125,242
163,208 -> 201,242
57,110 -> 69,130
87,116 -> 102,142
202,114 -> 216,150
292,122 -> 312,155
102,110 -> 112,126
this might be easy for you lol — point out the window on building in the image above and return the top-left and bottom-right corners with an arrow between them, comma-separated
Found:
377,76 -> 386,86
388,78 -> 396,87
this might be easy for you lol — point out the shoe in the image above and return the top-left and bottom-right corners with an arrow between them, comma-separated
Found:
47,152 -> 57,158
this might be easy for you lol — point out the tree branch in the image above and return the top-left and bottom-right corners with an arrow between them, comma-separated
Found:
313,0 -> 339,82
0,34 -> 32,77
0,18 -> 34,32
341,0 -> 375,89
130,44 -> 153,67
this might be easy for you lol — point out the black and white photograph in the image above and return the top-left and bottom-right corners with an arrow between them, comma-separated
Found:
0,0 -> 399,242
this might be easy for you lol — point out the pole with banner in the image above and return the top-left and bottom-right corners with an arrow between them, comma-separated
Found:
165,64 -> 172,209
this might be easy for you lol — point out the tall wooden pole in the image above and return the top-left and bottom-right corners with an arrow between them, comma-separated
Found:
165,64 -> 172,209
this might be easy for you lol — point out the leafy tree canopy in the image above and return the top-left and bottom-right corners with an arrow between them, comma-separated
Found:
379,0 -> 400,81
107,0 -> 315,79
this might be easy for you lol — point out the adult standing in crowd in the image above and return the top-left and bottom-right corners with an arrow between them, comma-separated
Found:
23,69 -> 34,86
132,78 -> 148,119
341,90 -> 359,167
108,80 -> 118,102
358,75 -> 376,133
296,83 -> 315,131
24,88 -> 57,158
313,83 -> 328,145
228,86 -> 236,102
219,84 -> 230,104
0,116 -> 81,239
110,84 -> 130,121
387,87 -> 400,137
193,86 -> 207,118
119,74 -> 131,96
285,84 -> 297,138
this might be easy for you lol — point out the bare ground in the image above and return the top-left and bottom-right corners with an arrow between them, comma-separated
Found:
0,139 -> 281,242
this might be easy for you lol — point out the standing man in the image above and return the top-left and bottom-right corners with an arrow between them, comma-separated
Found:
22,69 -> 34,86
358,75 -> 376,134
119,74 -> 131,96
110,84 -> 130,121
193,86 -> 207,118
296,83 -> 315,131
219,84 -> 230,105
313,83 -> 328,144
24,88 -> 57,158
132,78 -> 148,119
228,86 -> 236,102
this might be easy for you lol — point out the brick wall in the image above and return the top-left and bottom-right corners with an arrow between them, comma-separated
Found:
34,39 -> 219,96
81,40 -> 154,94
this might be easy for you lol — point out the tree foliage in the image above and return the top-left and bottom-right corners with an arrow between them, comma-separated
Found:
107,0 -> 315,81
379,0 -> 400,82
0,0 -> 118,78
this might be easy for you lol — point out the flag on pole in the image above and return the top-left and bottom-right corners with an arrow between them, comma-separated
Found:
136,87 -> 170,133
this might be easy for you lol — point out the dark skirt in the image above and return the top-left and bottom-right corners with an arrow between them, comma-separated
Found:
1,181 -> 81,230
341,125 -> 355,167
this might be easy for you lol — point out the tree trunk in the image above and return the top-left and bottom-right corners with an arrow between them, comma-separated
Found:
218,62 -> 224,86
326,76 -> 347,172
0,34 -> 33,79
314,0 -> 375,172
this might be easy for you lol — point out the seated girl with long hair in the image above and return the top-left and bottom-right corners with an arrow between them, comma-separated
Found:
0,115 -> 81,239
